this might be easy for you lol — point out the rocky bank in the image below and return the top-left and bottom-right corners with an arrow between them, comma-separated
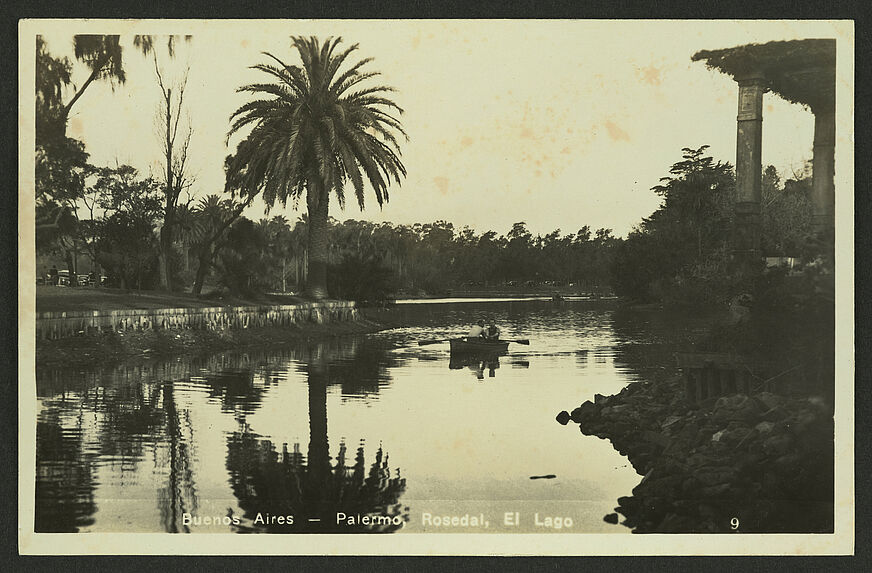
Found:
559,374 -> 834,533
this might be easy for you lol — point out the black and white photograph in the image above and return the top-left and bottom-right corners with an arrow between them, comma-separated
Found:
18,19 -> 854,555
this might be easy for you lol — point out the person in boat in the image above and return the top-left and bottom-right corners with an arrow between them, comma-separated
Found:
467,319 -> 486,341
483,322 -> 501,341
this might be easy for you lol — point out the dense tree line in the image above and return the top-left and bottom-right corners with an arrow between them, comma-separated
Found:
37,149 -> 620,299
611,146 -> 814,304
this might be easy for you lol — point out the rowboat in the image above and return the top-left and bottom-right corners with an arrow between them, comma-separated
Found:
449,337 -> 510,354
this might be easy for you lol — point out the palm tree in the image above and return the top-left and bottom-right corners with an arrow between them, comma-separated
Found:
225,36 -> 408,299
189,194 -> 250,295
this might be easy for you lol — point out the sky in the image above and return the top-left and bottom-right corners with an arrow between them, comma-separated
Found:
35,20 -> 850,238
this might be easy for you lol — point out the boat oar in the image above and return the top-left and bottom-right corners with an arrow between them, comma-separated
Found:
418,338 -> 530,346
418,339 -> 451,346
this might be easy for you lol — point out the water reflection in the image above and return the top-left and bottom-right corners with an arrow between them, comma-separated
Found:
226,432 -> 407,533
35,337 -> 406,533
35,418 -> 97,532
35,300 -> 679,534
221,340 -> 408,532
449,352 -> 504,380
158,382 -> 199,533
609,306 -> 725,380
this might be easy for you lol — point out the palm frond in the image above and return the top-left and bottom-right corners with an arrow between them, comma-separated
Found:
226,36 -> 406,213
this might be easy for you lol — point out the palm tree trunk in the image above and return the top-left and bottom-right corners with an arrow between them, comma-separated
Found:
307,365 -> 329,484
305,354 -> 331,522
306,183 -> 330,300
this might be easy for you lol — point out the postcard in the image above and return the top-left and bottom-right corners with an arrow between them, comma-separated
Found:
19,19 -> 854,555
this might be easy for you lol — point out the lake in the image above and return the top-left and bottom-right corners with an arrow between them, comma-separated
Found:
34,300 -> 719,533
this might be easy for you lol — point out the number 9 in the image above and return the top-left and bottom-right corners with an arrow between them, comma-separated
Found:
730,517 -> 739,530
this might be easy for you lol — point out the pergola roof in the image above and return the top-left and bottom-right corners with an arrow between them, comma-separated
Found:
692,39 -> 835,112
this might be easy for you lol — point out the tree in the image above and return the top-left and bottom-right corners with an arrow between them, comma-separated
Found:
216,218 -> 266,294
60,35 -> 126,127
760,164 -> 813,256
35,36 -> 90,241
92,166 -> 163,288
189,195 -> 251,295
611,146 -> 735,303
226,36 -> 408,299
54,34 -> 191,134
35,35 -> 190,269
36,36 -> 72,144
153,55 -> 194,291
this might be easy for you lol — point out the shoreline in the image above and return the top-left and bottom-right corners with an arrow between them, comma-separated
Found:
31,293 -> 631,370
34,318 -> 387,371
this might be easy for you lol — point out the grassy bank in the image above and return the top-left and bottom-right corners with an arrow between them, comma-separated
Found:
35,318 -> 386,371
34,286 -> 390,369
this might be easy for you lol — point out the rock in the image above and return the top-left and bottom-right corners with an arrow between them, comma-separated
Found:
556,410 -> 571,425
773,453 -> 801,470
789,410 -> 819,435
731,401 -> 762,423
714,394 -> 749,412
756,392 -> 785,411
681,476 -> 699,493
616,496 -> 638,510
601,404 -> 631,417
643,430 -> 671,448
755,421 -> 776,435
603,513 -> 619,524
712,394 -> 760,424
762,405 -> 790,422
711,430 -> 726,442
724,427 -> 754,446
698,483 -> 732,497
762,433 -> 793,456
637,467 -> 655,487
695,429 -> 713,446
570,401 -> 598,423
694,466 -> 736,486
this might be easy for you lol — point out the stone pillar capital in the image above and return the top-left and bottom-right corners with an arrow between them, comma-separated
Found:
736,74 -> 768,87
737,78 -> 766,122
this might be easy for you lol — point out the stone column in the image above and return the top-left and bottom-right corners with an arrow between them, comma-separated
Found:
733,75 -> 766,261
811,107 -> 835,232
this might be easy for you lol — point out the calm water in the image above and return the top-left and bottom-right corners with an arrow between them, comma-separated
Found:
34,301 -> 717,534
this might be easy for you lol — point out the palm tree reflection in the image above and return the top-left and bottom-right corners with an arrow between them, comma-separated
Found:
225,340 -> 407,532
34,336 -> 404,533
226,432 -> 406,533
